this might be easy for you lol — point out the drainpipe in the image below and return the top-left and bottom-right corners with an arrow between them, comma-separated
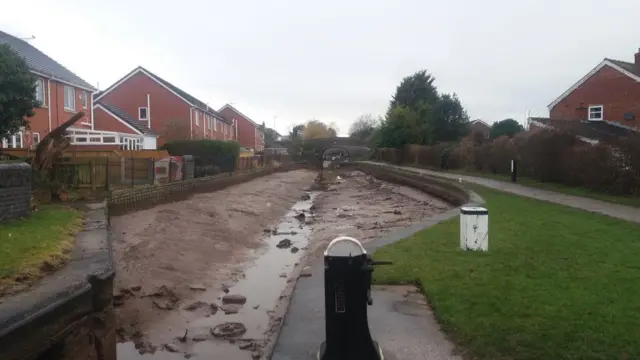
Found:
147,93 -> 151,129
47,79 -> 52,132
189,107 -> 196,140
234,118 -> 238,141
90,91 -> 95,130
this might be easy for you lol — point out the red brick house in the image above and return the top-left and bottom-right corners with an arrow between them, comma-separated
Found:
469,119 -> 491,139
218,104 -> 265,151
0,30 -> 97,149
94,66 -> 233,147
88,101 -> 157,150
548,48 -> 640,129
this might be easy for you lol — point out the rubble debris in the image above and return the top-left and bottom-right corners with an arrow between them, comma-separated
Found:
300,267 -> 312,277
178,329 -> 188,342
164,343 -> 179,352
188,283 -> 207,291
211,322 -> 247,338
152,298 -> 178,310
290,246 -> 300,253
222,294 -> 247,304
276,238 -> 293,249
301,193 -> 311,201
220,303 -> 243,314
144,285 -> 180,310
183,301 -> 218,316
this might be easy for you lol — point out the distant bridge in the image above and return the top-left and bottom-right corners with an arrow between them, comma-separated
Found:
300,137 -> 370,148
298,137 -> 372,166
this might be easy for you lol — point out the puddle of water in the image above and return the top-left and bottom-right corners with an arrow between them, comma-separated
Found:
118,192 -> 319,359
188,191 -> 319,337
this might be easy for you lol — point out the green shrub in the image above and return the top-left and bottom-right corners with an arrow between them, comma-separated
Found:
160,140 -> 240,157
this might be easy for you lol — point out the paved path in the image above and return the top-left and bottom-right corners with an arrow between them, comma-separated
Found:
365,162 -> 640,224
272,209 -> 464,360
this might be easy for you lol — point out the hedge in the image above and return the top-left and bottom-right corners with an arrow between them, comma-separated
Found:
374,129 -> 640,196
160,140 -> 240,158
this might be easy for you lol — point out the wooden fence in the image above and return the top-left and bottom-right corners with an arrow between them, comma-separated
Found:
0,148 -> 169,159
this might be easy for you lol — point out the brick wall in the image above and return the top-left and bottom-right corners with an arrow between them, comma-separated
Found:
550,65 -> 640,128
108,162 -> 305,216
0,163 -> 31,222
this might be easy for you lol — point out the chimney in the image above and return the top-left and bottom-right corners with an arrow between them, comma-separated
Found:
636,48 -> 640,67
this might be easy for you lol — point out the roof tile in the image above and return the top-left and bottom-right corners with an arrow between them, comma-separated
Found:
0,30 -> 95,90
96,101 -> 155,135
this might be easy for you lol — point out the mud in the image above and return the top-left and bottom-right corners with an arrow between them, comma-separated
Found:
110,169 -> 316,359
111,167 -> 453,360
304,169 -> 452,257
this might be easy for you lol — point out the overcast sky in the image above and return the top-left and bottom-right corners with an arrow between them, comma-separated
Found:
2,0 -> 639,136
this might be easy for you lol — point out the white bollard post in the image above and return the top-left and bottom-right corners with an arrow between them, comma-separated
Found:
460,207 -> 489,251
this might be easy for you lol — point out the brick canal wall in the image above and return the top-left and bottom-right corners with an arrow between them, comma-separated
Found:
108,162 -> 307,216
0,162 -> 31,222
0,203 -> 116,360
347,162 -> 477,206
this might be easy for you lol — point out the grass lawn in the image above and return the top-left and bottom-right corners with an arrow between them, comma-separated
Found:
0,205 -> 82,291
373,185 -> 640,360
447,169 -> 640,208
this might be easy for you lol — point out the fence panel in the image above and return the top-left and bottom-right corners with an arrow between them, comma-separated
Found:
194,155 -> 236,178
51,157 -> 156,190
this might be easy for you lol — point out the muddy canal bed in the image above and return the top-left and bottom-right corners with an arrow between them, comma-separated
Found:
304,169 -> 453,256
110,168 -> 453,360
110,170 -> 317,360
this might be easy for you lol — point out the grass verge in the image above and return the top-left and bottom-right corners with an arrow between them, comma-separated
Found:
0,205 -> 83,293
373,185 -> 640,360
446,169 -> 640,208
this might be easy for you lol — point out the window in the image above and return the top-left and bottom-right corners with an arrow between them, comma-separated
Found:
195,111 -> 199,126
207,116 -> 211,130
139,107 -> 148,120
32,132 -> 40,149
80,91 -> 88,109
588,105 -> 603,121
103,136 -> 116,143
64,85 -> 75,111
214,118 -> 217,131
2,133 -> 23,148
35,79 -> 45,106
9,133 -> 23,148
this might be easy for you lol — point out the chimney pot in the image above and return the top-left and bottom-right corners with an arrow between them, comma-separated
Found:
636,48 -> 640,66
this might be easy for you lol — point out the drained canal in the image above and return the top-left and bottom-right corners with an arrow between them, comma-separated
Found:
112,169 -> 451,360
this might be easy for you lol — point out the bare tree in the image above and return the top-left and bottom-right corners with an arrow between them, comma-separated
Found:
349,114 -> 380,140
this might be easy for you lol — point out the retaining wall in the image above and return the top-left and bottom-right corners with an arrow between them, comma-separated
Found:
0,202 -> 116,360
108,163 -> 307,216
0,162 -> 31,222
347,162 -> 480,206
